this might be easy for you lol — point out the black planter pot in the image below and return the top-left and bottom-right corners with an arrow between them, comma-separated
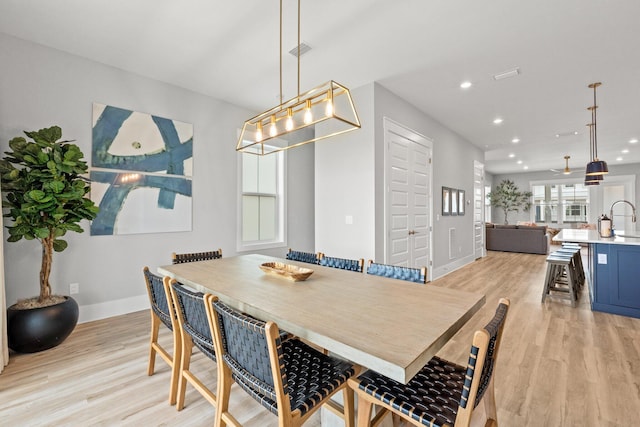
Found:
7,296 -> 79,353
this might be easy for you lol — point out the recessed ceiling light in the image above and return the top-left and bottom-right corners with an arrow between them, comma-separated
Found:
630,138 -> 638,144
555,131 -> 578,138
493,118 -> 503,124
511,138 -> 520,143
622,149 -> 629,154
517,160 -> 523,164
460,81 -> 472,89
616,156 -> 623,161
508,153 -> 515,158
523,166 -> 529,170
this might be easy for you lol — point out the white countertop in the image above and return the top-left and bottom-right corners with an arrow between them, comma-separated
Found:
554,229 -> 640,246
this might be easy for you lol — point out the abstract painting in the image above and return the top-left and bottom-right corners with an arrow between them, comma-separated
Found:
90,103 -> 193,235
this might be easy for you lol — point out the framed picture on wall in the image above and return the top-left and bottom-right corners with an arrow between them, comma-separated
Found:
451,189 -> 458,216
442,187 -> 451,216
458,190 -> 465,215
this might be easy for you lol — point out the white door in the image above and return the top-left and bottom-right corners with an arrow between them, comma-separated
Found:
385,119 -> 432,277
474,161 -> 486,259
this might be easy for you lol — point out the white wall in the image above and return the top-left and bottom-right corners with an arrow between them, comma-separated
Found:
373,84 -> 484,277
0,34 -> 315,321
314,84 -> 376,260
314,82 -> 485,278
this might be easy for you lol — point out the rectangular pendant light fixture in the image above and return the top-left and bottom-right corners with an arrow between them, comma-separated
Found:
236,80 -> 360,155
236,0 -> 360,156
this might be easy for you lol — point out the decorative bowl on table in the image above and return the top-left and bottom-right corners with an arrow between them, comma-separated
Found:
259,262 -> 314,282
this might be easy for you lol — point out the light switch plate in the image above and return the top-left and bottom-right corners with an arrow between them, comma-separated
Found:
597,253 -> 607,264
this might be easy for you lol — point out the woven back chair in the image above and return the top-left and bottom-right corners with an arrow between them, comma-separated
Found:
204,296 -> 360,427
349,298 -> 510,427
366,260 -> 428,284
169,281 -> 218,411
318,253 -> 364,272
142,267 -> 181,405
172,248 -> 222,264
285,248 -> 319,264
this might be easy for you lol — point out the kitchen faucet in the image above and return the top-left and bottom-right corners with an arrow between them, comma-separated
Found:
609,200 -> 637,232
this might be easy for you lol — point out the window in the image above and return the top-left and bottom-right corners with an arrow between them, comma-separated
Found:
531,182 -> 589,224
238,148 -> 285,250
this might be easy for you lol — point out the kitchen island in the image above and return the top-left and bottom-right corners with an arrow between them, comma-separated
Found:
554,229 -> 640,318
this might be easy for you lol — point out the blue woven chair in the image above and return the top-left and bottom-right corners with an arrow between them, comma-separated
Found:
318,253 -> 364,273
143,267 -> 181,405
348,298 -> 510,427
286,248 -> 320,264
205,296 -> 360,427
169,281 -> 218,411
366,261 -> 428,284
172,247 -> 222,264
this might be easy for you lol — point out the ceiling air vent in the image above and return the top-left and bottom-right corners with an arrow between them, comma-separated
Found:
289,42 -> 312,57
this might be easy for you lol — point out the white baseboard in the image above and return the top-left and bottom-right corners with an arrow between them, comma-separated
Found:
432,253 -> 477,281
78,294 -> 148,324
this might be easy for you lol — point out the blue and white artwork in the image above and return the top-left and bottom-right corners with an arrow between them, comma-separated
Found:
90,103 -> 193,235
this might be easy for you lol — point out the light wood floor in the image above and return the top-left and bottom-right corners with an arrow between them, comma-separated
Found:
1,250 -> 639,426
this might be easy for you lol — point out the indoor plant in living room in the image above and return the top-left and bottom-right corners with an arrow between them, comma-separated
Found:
0,126 -> 99,353
487,179 -> 533,225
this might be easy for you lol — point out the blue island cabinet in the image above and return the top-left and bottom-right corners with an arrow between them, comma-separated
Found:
592,243 -> 640,318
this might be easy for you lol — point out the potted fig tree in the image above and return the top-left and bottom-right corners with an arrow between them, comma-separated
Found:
487,179 -> 533,225
0,126 -> 99,353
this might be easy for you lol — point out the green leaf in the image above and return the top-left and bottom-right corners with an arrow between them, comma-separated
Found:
26,126 -> 62,145
27,190 -> 46,201
8,137 -> 27,152
37,151 -> 49,164
34,228 -> 50,239
23,154 -> 38,164
49,181 -> 65,193
53,239 -> 68,252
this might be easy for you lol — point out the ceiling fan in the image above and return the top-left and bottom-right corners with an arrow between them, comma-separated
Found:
550,155 -> 573,175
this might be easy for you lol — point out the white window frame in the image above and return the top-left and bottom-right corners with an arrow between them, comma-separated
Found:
237,146 -> 287,252
530,178 -> 590,225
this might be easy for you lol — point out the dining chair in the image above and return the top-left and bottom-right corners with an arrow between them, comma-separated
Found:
366,260 -> 428,284
172,248 -> 223,264
285,248 -> 320,264
348,298 -> 510,427
169,281 -> 218,411
204,295 -> 360,427
142,267 -> 181,405
318,253 -> 365,272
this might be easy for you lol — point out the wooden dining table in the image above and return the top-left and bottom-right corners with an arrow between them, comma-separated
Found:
158,253 -> 485,384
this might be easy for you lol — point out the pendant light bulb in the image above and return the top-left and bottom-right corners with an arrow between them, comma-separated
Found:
325,90 -> 334,116
303,99 -> 313,124
285,108 -> 294,131
325,100 -> 334,116
256,122 -> 263,142
269,115 -> 277,137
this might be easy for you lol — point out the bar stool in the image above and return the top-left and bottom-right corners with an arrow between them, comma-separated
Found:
556,247 -> 585,288
542,252 -> 579,307
562,244 -> 585,284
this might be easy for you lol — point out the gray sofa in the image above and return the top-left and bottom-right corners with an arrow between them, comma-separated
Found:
485,224 -> 550,255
